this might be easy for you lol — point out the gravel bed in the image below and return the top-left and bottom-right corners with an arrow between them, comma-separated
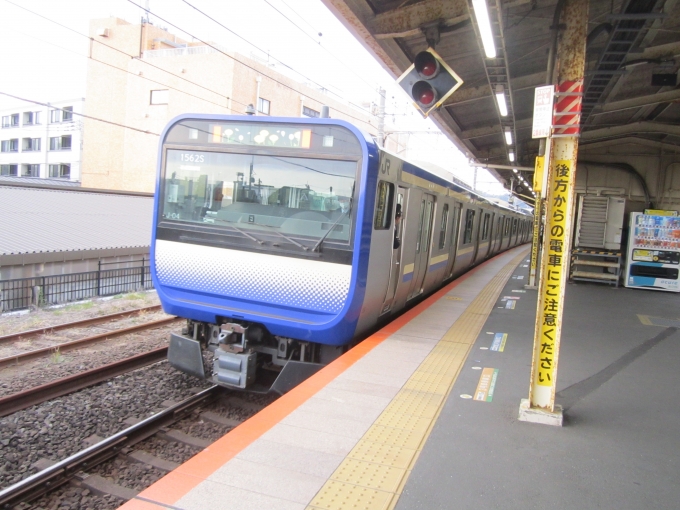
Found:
0,291 -> 161,337
15,486 -> 121,510
91,457 -> 166,491
0,361 -> 211,491
0,308 -> 170,359
0,322 -> 181,398
137,436 -> 201,465
172,414 -> 233,442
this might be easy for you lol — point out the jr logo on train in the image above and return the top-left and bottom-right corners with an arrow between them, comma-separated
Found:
150,115 -> 531,393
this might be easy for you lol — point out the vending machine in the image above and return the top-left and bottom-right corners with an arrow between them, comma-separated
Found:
624,211 -> 680,292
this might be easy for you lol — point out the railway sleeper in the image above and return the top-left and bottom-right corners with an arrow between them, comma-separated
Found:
70,472 -> 138,502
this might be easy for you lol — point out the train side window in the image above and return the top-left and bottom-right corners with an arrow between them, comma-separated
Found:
438,203 -> 449,249
416,199 -> 426,252
481,213 -> 490,240
463,209 -> 475,244
374,181 -> 394,230
394,192 -> 404,241
422,200 -> 433,253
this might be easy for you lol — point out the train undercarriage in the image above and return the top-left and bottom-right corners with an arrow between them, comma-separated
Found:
168,318 -> 344,394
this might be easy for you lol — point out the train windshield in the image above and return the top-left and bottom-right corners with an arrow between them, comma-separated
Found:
161,149 -> 357,247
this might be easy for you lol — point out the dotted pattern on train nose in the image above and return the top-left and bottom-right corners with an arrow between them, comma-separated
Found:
155,240 -> 351,314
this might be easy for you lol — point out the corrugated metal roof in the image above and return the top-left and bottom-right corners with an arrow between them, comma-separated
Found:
0,186 -> 153,255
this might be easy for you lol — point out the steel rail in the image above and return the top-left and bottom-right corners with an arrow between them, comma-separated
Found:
0,385 -> 221,508
0,305 -> 163,345
0,317 -> 181,368
0,347 -> 169,417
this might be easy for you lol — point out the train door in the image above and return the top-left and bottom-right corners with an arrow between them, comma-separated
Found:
485,212 -> 495,257
445,202 -> 462,277
471,207 -> 484,262
381,187 -> 407,314
407,194 -> 435,300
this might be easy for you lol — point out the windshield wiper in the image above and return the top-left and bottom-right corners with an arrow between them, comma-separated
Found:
254,222 -> 310,251
214,219 -> 264,245
312,205 -> 351,252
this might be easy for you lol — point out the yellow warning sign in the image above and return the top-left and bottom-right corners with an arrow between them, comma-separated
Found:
534,160 -> 573,387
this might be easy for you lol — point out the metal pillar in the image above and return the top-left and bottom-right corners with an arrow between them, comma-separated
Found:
519,0 -> 588,426
527,155 -> 545,288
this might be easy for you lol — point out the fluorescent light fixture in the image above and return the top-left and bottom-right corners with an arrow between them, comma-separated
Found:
509,151 -> 515,162
512,167 -> 518,173
472,0 -> 497,58
504,127 -> 512,145
495,85 -> 508,116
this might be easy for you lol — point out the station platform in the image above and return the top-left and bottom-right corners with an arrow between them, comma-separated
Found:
120,244 -> 680,510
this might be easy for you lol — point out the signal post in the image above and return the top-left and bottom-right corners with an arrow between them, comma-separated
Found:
519,0 -> 588,426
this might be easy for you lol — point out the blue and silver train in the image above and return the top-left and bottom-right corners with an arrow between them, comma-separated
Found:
151,115 -> 531,393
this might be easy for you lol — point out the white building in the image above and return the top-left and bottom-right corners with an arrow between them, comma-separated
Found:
0,98 -> 84,184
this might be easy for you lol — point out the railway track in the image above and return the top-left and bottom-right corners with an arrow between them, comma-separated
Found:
0,347 -> 168,417
0,387 -> 274,509
0,316 -> 181,369
0,305 -> 163,345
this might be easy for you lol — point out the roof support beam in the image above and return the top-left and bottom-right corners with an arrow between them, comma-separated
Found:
589,89 -> 680,115
445,71 -> 546,107
581,122 -> 680,141
579,136 -> 680,152
370,0 -> 469,39
461,117 -> 533,140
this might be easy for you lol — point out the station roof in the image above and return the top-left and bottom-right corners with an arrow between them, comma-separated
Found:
0,184 -> 153,257
322,0 -> 680,204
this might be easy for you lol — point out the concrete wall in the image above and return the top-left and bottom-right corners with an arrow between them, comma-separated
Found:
0,247 -> 150,281
577,139 -> 680,214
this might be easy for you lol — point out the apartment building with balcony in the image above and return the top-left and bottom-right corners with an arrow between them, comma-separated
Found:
82,18 -> 386,193
0,98 -> 84,185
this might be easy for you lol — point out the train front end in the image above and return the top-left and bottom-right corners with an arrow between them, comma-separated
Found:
151,115 -> 376,393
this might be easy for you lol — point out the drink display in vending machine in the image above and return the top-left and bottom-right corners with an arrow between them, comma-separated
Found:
624,211 -> 680,292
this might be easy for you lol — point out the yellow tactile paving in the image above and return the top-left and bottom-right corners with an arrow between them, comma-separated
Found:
331,458 -> 406,493
307,480 -> 393,510
306,248 -> 528,510
347,441 -> 417,470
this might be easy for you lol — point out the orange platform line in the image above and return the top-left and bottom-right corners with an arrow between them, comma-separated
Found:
121,251 -> 506,509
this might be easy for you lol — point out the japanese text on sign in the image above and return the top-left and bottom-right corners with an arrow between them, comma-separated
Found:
532,86 -> 554,139
535,160 -> 572,387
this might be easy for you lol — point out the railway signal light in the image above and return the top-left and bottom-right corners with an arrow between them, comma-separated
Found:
397,48 -> 463,117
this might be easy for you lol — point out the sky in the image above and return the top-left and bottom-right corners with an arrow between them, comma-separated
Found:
0,0 -> 506,194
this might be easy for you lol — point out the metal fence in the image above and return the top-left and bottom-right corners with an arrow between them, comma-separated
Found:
0,259 -> 153,313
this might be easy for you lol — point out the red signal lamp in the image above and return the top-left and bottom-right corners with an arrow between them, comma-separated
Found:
412,81 -> 437,108
414,51 -> 440,79
396,48 -> 463,118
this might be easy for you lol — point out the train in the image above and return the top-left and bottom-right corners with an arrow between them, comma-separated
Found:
151,114 -> 532,393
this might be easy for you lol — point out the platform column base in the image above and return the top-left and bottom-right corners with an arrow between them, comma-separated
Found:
518,398 -> 563,426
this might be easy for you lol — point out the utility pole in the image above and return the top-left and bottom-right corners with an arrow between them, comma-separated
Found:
377,87 -> 385,147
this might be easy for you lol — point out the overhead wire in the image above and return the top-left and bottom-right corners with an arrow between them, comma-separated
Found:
2,0 -> 247,112
0,92 -> 160,136
261,0 -> 384,100
178,0 -> 347,102
5,26 -> 238,113
125,0 -> 375,126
